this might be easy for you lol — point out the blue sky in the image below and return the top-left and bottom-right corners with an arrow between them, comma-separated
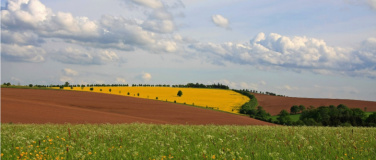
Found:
1,0 -> 376,101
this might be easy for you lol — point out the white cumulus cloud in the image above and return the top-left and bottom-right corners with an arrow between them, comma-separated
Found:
63,68 -> 79,76
52,47 -> 120,65
142,72 -> 152,81
1,43 -> 45,62
130,0 -> 163,9
211,14 -> 230,29
190,32 -> 376,78
1,0 -> 184,64
60,76 -> 73,83
277,85 -> 299,91
116,78 -> 127,83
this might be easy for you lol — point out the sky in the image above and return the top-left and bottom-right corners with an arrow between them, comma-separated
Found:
1,0 -> 376,101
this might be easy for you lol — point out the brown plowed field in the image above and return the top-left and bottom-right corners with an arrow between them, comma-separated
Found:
1,88 -> 274,125
254,93 -> 376,115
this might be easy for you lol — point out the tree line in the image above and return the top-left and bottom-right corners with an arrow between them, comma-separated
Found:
242,89 -> 286,97
49,82 -> 230,89
275,104 -> 376,127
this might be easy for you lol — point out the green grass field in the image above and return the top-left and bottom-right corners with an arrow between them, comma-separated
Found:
1,124 -> 375,160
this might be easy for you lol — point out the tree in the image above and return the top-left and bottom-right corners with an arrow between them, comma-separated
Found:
64,81 -> 70,87
365,112 -> 376,125
29,84 -> 33,87
109,89 -> 112,92
177,90 -> 183,97
255,106 -> 270,120
290,105 -> 300,115
277,110 -> 292,125
299,105 -> 306,113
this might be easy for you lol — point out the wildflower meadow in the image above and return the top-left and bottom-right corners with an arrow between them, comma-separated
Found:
1,124 -> 375,159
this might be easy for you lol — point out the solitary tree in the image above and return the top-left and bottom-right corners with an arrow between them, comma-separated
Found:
64,81 -> 70,87
290,105 -> 300,115
177,90 -> 183,97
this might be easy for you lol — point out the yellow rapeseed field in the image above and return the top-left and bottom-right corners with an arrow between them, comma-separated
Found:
53,86 -> 249,114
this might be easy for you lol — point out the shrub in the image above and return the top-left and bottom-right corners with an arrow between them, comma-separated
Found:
177,90 -> 183,97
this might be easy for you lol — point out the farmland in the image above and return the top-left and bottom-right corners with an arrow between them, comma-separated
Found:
52,86 -> 249,114
2,124 -> 376,160
2,87 -> 376,159
1,88 -> 271,125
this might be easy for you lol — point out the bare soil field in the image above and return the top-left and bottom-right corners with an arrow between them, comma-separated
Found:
254,93 -> 376,115
1,88 -> 274,125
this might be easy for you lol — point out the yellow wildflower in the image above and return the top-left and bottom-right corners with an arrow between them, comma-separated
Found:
212,155 -> 215,159
15,147 -> 19,150
1,153 -> 3,157
88,152 -> 92,155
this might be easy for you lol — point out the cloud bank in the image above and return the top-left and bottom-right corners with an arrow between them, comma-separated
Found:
190,32 -> 376,78
1,0 -> 182,65
1,0 -> 375,79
